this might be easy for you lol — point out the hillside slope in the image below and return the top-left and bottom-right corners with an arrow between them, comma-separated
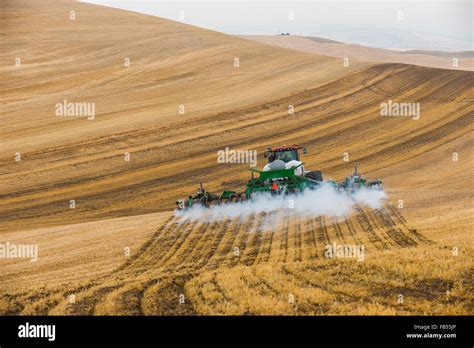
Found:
240,35 -> 474,71
0,0 -> 472,315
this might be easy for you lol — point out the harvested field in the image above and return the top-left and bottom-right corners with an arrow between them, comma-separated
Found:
0,0 -> 472,315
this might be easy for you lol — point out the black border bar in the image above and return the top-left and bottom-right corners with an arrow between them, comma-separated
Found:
0,316 -> 472,346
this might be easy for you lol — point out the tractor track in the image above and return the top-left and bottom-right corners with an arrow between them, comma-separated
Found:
170,220 -> 221,271
254,211 -> 277,264
344,216 -> 362,246
156,220 -> 206,268
279,212 -> 291,263
385,204 -> 433,244
241,212 -> 267,266
293,213 -> 303,262
300,213 -> 316,260
317,216 -> 330,246
117,216 -> 180,273
268,212 -> 285,263
216,217 -> 246,267
204,218 -> 240,269
373,209 -> 417,248
332,219 -> 346,242
216,213 -> 250,267
305,215 -> 319,259
226,214 -> 257,267
3,203 -> 434,315
353,205 -> 386,250
192,218 -> 232,270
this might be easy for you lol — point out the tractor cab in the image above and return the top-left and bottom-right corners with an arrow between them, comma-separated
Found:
264,145 -> 307,164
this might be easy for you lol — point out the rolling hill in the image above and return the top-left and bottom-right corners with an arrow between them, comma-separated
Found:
0,0 -> 473,315
240,35 -> 474,71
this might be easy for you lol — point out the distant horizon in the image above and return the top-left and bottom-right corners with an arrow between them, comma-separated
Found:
82,0 -> 473,52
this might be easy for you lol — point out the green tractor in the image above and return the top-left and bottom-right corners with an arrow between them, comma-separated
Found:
337,162 -> 383,194
175,146 -> 383,210
176,145 -> 325,210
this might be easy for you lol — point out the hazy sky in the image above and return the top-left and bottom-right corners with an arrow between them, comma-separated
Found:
83,0 -> 473,51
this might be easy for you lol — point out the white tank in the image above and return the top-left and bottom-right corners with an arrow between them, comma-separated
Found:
263,159 -> 285,171
263,160 -> 304,176
286,160 -> 304,176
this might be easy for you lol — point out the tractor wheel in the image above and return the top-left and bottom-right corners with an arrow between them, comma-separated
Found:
198,196 -> 210,208
306,170 -> 323,182
227,194 -> 241,204
219,193 -> 240,204
208,198 -> 219,207
370,181 -> 383,190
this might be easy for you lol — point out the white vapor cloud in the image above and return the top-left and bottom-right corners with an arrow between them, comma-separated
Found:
175,185 -> 386,222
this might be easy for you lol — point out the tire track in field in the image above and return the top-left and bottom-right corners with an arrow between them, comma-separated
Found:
387,204 -> 407,224
116,216 -> 181,274
112,219 -> 194,278
155,220 -> 207,268
305,213 -> 319,259
254,211 -> 277,264
50,216 -> 185,315
189,273 -> 233,312
353,205 -> 386,250
261,212 -> 276,263
173,220 -> 218,266
191,218 -> 232,270
293,213 -> 303,262
362,206 -> 397,248
278,211 -> 291,263
241,212 -> 267,266
204,217 -> 242,269
94,281 -> 151,316
332,218 -> 346,242
141,276 -> 196,315
65,284 -> 123,315
216,216 -> 248,267
40,217 -> 180,315
227,213 -> 257,267
316,216 -> 330,246
267,211 -> 286,263
363,207 -> 399,248
300,213 -> 317,260
344,215 -> 363,246
285,211 -> 297,263
386,204 -> 433,244
14,199 -> 437,315
170,220 -> 223,271
373,208 -> 417,248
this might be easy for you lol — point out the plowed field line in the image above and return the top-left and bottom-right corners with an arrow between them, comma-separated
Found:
205,218 -> 242,269
254,211 -> 277,264
241,212 -> 267,266
191,219 -> 232,270
353,205 -> 386,250
227,213 -> 257,267
278,212 -> 291,263
305,214 -> 319,258
155,220 -> 206,268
